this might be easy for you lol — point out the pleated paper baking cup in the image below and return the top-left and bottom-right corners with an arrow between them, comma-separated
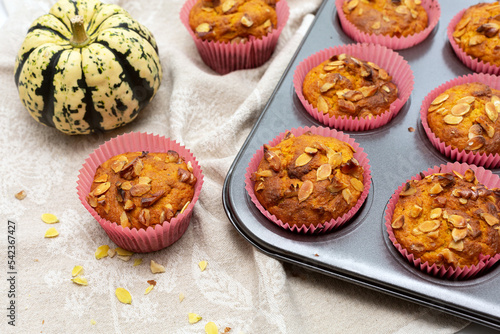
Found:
336,0 -> 441,50
385,162 -> 500,280
293,43 -> 414,131
77,132 -> 204,253
180,0 -> 289,75
447,8 -> 500,75
420,73 -> 500,169
245,126 -> 371,234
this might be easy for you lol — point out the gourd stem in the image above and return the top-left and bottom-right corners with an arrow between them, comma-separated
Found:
70,15 -> 89,47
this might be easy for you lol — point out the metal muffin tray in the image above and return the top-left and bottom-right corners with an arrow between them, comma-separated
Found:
222,0 -> 500,330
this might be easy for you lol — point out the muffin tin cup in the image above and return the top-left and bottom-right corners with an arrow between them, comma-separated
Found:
77,132 -> 204,253
384,162 -> 500,280
335,0 -> 441,50
293,43 -> 414,131
447,8 -> 500,76
180,0 -> 290,75
420,72 -> 500,169
244,125 -> 372,234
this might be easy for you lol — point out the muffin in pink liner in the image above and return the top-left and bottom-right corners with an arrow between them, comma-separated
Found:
385,162 -> 500,280
77,132 -> 204,253
420,73 -> 500,169
244,126 -> 371,234
180,0 -> 290,75
336,0 -> 441,50
293,43 -> 414,131
447,5 -> 500,76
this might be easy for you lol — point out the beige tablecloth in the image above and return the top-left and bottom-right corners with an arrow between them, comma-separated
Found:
0,0 -> 470,333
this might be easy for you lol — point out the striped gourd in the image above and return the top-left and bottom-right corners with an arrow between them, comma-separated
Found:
14,0 -> 162,135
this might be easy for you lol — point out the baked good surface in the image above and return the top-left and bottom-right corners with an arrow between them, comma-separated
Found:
391,169 -> 500,269
452,2 -> 500,67
87,151 -> 197,230
427,82 -> 500,156
189,0 -> 278,43
342,0 -> 428,38
253,131 -> 365,228
302,53 -> 398,119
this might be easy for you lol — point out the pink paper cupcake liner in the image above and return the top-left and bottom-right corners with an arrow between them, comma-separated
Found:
293,43 -> 414,131
180,0 -> 290,75
336,0 -> 441,50
245,126 -> 372,234
385,162 -> 500,280
420,73 -> 500,169
76,132 -> 204,253
447,8 -> 500,75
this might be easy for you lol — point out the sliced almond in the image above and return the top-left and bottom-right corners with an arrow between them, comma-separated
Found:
481,212 -> 499,226
263,146 -> 281,172
468,124 -> 483,139
346,0 -> 359,12
111,158 -> 127,173
459,198 -> 468,205
328,151 -> 343,168
195,23 -> 210,34
428,183 -> 443,195
316,164 -> 332,181
448,240 -> 464,252
359,85 -> 377,97
456,16 -> 471,31
150,260 -> 166,274
343,90 -> 363,102
222,0 -> 235,13
371,21 -> 381,30
320,82 -> 335,93
431,94 -> 449,105
448,214 -> 467,228
120,212 -> 129,227
395,5 -> 410,15
130,183 -> 151,197
350,178 -> 364,192
457,96 -> 475,105
463,169 -> 476,183
93,182 -> 111,196
381,85 -> 391,93
94,174 -> 108,183
317,96 -> 329,113
378,69 -> 389,80
115,287 -> 132,304
452,228 -> 467,242
409,204 -> 423,218
254,169 -> 273,178
295,153 -> 313,167
124,199 -> 135,211
485,102 -> 498,122
304,147 -> 318,154
121,181 -> 132,190
418,220 -> 441,233
241,14 -> 253,28
477,118 -> 495,137
399,181 -> 416,196
298,180 -> 313,203
466,135 -> 485,151
342,188 -> 353,204
469,34 -> 486,46
429,208 -> 442,219
451,103 -> 470,116
443,114 -> 463,125
391,215 -> 405,229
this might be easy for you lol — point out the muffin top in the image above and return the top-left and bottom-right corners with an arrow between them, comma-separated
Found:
342,0 -> 428,38
427,82 -> 500,156
302,53 -> 398,119
391,169 -> 500,269
253,131 -> 364,228
452,2 -> 500,67
189,0 -> 279,43
87,151 -> 197,230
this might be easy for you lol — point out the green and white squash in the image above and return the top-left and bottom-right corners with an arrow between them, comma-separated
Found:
14,0 -> 162,135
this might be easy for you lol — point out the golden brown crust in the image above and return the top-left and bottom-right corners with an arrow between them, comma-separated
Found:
302,54 -> 398,119
253,131 -> 364,228
427,82 -> 500,156
453,2 -> 500,67
342,0 -> 428,38
392,169 -> 500,269
189,0 -> 278,43
87,152 -> 196,230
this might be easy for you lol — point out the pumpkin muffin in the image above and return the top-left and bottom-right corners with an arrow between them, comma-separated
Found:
252,131 -> 364,228
302,53 -> 398,119
427,82 -> 500,156
452,2 -> 500,67
342,0 -> 428,38
87,151 -> 197,230
391,169 -> 500,269
189,0 -> 279,43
